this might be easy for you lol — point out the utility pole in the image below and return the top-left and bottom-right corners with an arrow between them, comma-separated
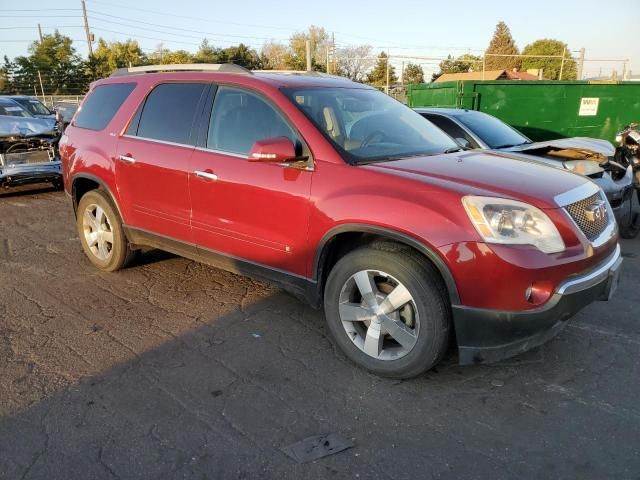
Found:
305,40 -> 312,71
482,55 -> 486,80
37,24 -> 43,43
576,48 -> 585,80
37,70 -> 45,97
385,51 -> 390,95
558,48 -> 566,80
81,0 -> 93,56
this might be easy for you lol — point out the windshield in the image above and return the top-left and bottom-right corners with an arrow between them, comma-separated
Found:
0,101 -> 33,118
16,98 -> 52,116
456,112 -> 530,149
282,87 -> 458,163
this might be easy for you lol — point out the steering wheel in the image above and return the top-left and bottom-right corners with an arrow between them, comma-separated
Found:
360,131 -> 386,148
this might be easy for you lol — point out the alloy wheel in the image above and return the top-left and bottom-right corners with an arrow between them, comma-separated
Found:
82,204 -> 114,261
338,269 -> 420,360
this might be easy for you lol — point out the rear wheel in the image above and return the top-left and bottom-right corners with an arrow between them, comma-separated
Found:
76,189 -> 133,271
323,244 -> 450,378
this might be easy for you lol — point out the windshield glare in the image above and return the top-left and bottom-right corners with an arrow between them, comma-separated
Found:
282,87 -> 458,163
457,112 -> 530,149
19,99 -> 52,116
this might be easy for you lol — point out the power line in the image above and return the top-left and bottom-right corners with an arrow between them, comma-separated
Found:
88,10 -> 291,42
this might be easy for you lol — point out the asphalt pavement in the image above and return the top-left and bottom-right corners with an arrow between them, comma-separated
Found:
1,185 -> 639,479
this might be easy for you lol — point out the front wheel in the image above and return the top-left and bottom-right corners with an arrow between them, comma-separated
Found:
323,244 -> 450,378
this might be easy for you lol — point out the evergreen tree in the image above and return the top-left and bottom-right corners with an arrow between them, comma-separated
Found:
367,52 -> 397,86
402,63 -> 424,84
484,21 -> 521,70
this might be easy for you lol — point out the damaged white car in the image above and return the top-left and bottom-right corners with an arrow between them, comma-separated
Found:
0,97 -> 62,190
417,108 -> 638,238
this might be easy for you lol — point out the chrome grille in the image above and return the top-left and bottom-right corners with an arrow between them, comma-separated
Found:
565,192 -> 609,241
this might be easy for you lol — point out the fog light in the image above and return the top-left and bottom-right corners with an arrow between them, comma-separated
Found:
525,281 -> 554,305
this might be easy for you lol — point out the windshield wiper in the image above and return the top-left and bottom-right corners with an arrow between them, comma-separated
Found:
444,147 -> 464,153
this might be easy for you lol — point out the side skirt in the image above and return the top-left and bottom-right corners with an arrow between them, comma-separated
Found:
124,226 -> 321,307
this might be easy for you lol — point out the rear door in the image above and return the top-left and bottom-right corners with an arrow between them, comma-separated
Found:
116,82 -> 209,241
188,85 -> 313,276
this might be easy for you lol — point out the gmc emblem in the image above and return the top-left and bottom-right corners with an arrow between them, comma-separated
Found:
585,200 -> 607,222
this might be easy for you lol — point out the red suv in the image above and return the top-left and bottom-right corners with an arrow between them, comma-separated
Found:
60,64 -> 622,378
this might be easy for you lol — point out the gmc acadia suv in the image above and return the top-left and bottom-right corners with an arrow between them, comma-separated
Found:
60,64 -> 622,378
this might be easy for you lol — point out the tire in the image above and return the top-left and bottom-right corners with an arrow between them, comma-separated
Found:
323,244 -> 450,379
52,180 -> 63,191
76,189 -> 134,272
619,196 -> 640,239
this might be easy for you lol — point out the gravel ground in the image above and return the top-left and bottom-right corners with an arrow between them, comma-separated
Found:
1,185 -> 639,480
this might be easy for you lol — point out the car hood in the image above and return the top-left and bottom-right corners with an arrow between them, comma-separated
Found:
503,137 -> 615,159
0,115 -> 58,138
365,150 -> 590,210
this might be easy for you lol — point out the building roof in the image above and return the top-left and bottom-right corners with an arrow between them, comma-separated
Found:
434,69 -> 538,83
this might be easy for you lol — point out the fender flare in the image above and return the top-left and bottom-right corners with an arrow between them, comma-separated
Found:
70,173 -> 124,222
313,223 -> 460,305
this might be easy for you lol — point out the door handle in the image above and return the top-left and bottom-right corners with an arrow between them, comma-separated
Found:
194,170 -> 218,181
117,154 -> 136,164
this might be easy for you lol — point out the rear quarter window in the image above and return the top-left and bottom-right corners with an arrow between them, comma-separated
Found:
74,83 -> 136,131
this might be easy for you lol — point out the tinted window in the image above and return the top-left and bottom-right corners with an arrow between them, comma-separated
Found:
208,86 -> 297,155
283,87 -> 457,164
456,112 -> 530,149
74,83 -> 135,130
424,114 -> 479,148
136,83 -> 207,145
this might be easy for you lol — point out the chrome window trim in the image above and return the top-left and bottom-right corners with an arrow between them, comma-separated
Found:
554,181 -> 599,207
194,146 -> 248,159
121,134 -> 194,150
556,243 -> 621,295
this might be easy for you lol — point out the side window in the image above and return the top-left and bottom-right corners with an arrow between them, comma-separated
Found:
207,86 -> 297,156
135,83 -> 207,145
74,83 -> 136,131
424,114 -> 479,148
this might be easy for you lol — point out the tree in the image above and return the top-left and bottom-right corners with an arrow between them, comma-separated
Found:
402,63 -> 424,84
91,38 -> 146,78
285,25 -> 329,71
218,43 -> 261,69
11,31 -> 88,94
260,41 -> 289,70
335,45 -> 373,82
522,39 -> 577,80
431,53 -> 483,81
367,52 -> 397,86
484,21 -> 521,71
194,39 -> 220,63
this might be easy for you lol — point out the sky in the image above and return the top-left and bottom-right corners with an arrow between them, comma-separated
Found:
1,0 -> 639,79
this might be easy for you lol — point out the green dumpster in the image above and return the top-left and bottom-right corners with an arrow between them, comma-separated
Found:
407,80 -> 640,143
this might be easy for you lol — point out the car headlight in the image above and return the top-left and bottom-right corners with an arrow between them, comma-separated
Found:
462,196 -> 565,254
563,160 -> 604,176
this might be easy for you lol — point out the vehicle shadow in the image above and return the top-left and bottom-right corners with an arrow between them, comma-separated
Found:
1,248 -> 639,479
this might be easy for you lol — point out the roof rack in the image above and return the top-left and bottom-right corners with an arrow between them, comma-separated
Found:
253,69 -> 344,79
110,63 -> 251,77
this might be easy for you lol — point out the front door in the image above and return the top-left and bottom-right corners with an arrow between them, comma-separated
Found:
115,82 -> 209,241
189,86 -> 313,276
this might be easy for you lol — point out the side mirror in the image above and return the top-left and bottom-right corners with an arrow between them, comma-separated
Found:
455,137 -> 472,149
249,136 -> 297,163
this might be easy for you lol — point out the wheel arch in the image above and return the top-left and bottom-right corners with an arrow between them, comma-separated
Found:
313,224 -> 460,305
71,173 -> 124,221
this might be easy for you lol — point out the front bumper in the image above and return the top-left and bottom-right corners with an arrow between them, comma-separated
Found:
0,161 -> 62,188
452,243 -> 623,365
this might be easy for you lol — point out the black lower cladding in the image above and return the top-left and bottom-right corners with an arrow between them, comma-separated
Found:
452,263 -> 618,365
